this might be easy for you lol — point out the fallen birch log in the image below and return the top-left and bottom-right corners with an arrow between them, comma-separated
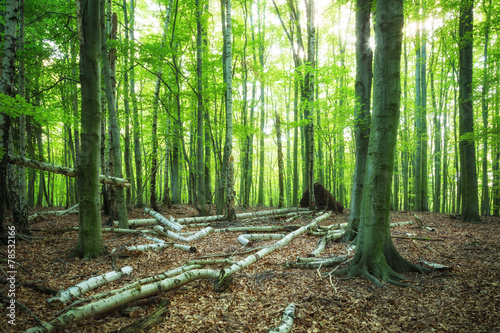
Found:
24,269 -> 221,333
113,218 -> 158,227
126,242 -> 195,253
29,204 -> 79,221
24,213 -> 330,333
7,155 -> 131,188
171,207 -> 311,225
216,225 -> 299,233
81,264 -> 203,303
144,208 -> 183,231
47,267 -> 133,306
310,230 -> 345,257
153,225 -> 213,242
237,233 -> 285,246
268,303 -> 296,333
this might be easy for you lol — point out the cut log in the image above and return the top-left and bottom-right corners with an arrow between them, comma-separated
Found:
47,267 -> 133,306
268,303 -> 296,333
7,154 -> 131,187
144,208 -> 183,231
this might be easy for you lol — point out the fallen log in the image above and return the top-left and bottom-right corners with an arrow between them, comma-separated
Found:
24,213 -> 330,332
153,225 -> 213,242
7,155 -> 131,188
29,204 -> 79,221
237,233 -> 285,246
144,208 -> 183,231
47,267 -> 133,306
268,303 -> 296,333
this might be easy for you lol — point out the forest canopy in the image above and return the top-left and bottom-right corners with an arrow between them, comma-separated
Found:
0,0 -> 499,217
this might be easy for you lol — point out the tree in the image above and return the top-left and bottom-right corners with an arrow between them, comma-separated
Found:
101,2 -> 128,228
73,0 -> 106,258
222,0 -> 236,221
345,0 -> 372,242
196,0 -> 208,215
336,0 -> 427,286
459,0 -> 480,222
0,0 -> 18,243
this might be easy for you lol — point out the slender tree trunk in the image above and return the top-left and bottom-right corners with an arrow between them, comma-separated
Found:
345,0 -> 372,241
304,0 -> 315,210
257,3 -> 266,206
196,0 -> 207,215
222,0 -> 235,221
101,4 -> 128,228
480,0 -> 491,216
276,113 -> 284,208
123,0 -> 133,206
73,0 -> 106,258
128,0 -> 143,207
459,0 -> 480,222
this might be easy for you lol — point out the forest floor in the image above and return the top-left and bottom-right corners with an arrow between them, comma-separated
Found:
2,205 -> 500,332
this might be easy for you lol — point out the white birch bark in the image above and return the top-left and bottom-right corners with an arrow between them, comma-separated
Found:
145,208 -> 183,231
25,214 -> 329,332
7,155 -> 131,187
126,242 -> 194,252
153,225 -> 213,242
268,303 -> 296,333
237,233 -> 285,246
47,267 -> 133,305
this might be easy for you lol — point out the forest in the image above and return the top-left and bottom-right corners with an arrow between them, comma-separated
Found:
1,0 -> 500,331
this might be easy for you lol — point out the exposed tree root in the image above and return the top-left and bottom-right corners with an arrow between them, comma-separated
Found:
335,251 -> 429,288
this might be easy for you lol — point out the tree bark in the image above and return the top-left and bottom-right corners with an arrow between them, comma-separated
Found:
336,0 -> 427,286
73,0 -> 106,259
101,5 -> 128,228
0,0 -> 18,243
459,0 -> 481,222
345,0 -> 372,242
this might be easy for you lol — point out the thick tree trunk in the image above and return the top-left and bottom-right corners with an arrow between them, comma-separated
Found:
337,0 -> 426,286
73,0 -> 106,259
0,0 -> 18,242
459,0 -> 481,222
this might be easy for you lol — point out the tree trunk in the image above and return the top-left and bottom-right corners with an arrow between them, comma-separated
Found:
196,0 -> 207,215
459,0 -> 480,222
480,0 -> 491,216
13,0 -> 29,234
101,4 -> 128,228
122,0 -> 133,206
73,0 -> 106,259
276,113 -> 285,208
222,0 -> 235,221
129,0 -> 143,207
0,0 -> 18,242
336,0 -> 426,286
345,0 -> 372,242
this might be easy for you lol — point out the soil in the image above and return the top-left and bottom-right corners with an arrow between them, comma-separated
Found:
1,205 -> 500,332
